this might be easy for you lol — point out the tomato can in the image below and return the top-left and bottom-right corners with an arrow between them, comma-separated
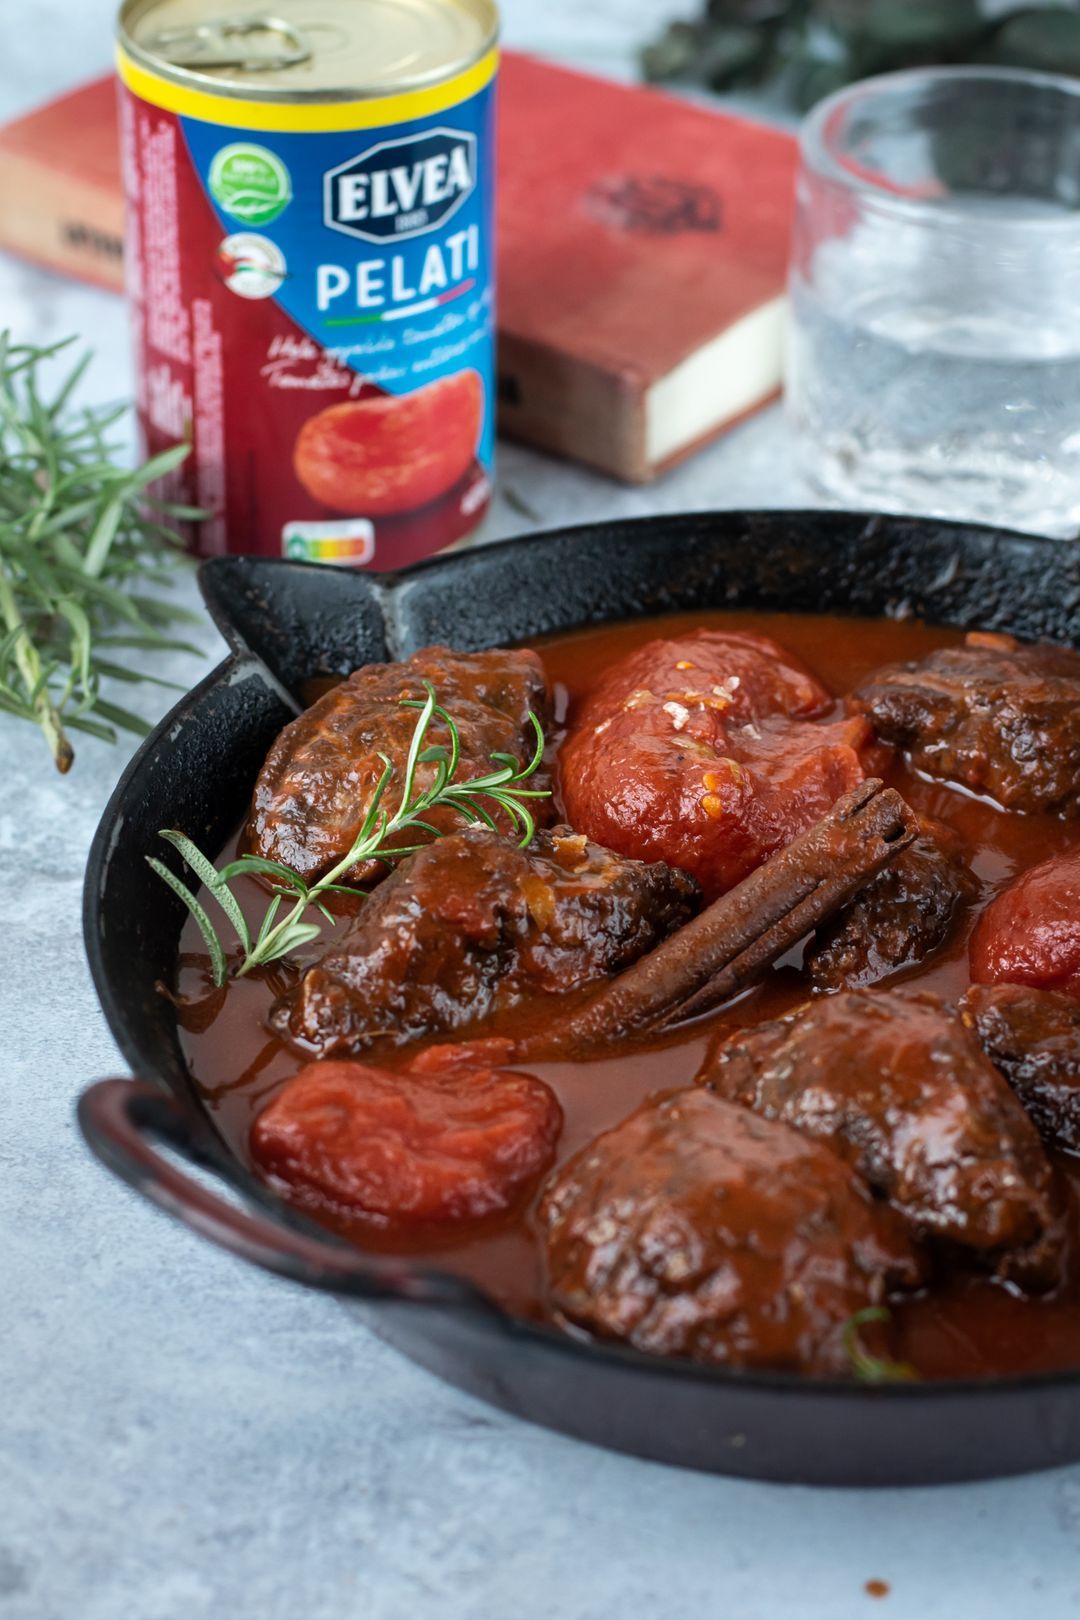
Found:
116,0 -> 498,567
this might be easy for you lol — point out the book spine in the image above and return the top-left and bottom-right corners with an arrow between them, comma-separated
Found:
497,333 -> 651,483
0,151 -> 124,291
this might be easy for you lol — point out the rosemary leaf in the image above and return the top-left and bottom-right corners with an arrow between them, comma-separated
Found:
147,857 -> 228,986
216,854 -> 305,887
264,921 -> 323,960
842,1307 -> 917,1384
65,714 -> 120,743
160,828 -> 253,957
89,659 -> 184,690
91,698 -> 153,737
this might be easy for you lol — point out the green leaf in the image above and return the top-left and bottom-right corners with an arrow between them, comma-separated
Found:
48,347 -> 92,417
146,855 -> 227,986
842,1307 -> 917,1384
64,713 -> 118,743
254,893 -> 284,950
0,688 -> 35,721
90,658 -> 184,690
388,817 -> 441,841
54,596 -> 93,695
397,681 -> 437,812
91,698 -> 152,736
353,757 -> 394,847
216,853 -> 306,890
128,441 -> 191,486
81,493 -> 125,579
448,794 -> 499,830
263,921 -> 322,960
521,711 -> 546,778
95,633 -> 203,656
159,829 -> 253,955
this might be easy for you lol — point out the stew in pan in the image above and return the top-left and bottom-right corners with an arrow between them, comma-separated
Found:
168,610 -> 1080,1382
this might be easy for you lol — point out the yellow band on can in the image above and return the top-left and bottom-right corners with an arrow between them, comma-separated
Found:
116,42 -> 499,131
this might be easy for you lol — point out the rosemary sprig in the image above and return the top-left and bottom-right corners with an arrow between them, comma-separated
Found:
843,1307 -> 918,1385
149,680 -> 550,987
0,332 -> 201,771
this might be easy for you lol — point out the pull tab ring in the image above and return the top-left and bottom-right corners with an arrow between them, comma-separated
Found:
145,13 -> 313,72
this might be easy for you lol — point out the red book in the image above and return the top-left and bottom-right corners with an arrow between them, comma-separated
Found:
497,55 -> 797,481
0,56 -> 796,482
0,77 -> 124,292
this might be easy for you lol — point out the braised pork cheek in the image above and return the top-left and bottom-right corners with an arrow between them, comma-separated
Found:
541,1090 -> 920,1375
271,825 -> 700,1057
805,818 -> 975,991
244,645 -> 553,885
852,631 -> 1080,814
559,630 -> 878,900
699,989 -> 1063,1287
962,984 -> 1080,1153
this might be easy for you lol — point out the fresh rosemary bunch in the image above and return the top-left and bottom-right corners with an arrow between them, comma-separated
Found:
150,680 -> 550,987
0,332 -> 200,771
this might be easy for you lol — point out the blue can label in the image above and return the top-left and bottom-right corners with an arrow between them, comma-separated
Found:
120,52 -> 497,566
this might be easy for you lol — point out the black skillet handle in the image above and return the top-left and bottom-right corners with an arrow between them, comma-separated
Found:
77,1079 -> 479,1309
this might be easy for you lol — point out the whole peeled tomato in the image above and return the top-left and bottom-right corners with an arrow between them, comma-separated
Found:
971,850 -> 1080,998
250,1048 -> 561,1225
293,370 -> 483,516
559,630 -> 880,900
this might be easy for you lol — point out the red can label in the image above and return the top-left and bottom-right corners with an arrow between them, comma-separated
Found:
117,49 -> 497,568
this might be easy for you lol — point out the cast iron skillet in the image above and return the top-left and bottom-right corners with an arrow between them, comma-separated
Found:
77,511 -> 1080,1487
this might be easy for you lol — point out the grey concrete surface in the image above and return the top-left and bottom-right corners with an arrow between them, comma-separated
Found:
3,5 -> 1080,1618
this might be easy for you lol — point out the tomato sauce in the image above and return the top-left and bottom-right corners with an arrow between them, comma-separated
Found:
176,610 -> 1080,1378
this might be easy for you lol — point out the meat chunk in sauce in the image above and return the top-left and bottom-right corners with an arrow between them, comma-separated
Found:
559,630 -> 878,901
541,1090 -> 920,1376
805,818 -> 975,991
852,631 -> 1080,815
271,825 -> 700,1058
699,989 -> 1063,1287
962,983 -> 1080,1153
252,1044 -> 561,1225
970,850 -> 1080,998
244,645 -> 552,886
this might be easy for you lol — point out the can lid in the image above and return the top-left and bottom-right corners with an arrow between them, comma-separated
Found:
120,0 -> 498,98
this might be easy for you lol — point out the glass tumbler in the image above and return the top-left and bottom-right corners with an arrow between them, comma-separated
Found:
786,67 -> 1080,537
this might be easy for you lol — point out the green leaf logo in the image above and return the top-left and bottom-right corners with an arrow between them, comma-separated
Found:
208,143 -> 292,226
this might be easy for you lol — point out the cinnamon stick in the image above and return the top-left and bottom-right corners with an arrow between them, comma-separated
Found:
530,780 -> 917,1058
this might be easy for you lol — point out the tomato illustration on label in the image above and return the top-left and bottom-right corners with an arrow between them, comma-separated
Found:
293,371 -> 484,516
